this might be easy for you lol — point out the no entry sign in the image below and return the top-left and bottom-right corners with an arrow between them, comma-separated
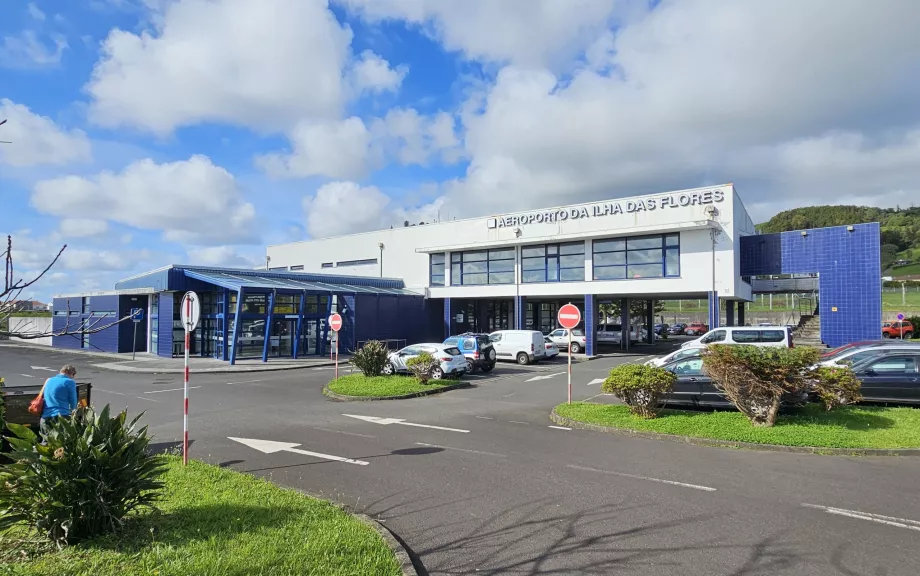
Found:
329,312 -> 343,332
557,303 -> 581,330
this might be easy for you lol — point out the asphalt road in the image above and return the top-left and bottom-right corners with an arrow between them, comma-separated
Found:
3,343 -> 920,575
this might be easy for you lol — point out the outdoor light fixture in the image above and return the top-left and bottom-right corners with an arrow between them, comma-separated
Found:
847,225 -> 854,232
801,231 -> 808,237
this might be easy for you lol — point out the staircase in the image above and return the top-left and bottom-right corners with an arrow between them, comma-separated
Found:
792,314 -> 825,348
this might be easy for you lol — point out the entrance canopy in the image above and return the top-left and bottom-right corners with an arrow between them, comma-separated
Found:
181,269 -> 419,295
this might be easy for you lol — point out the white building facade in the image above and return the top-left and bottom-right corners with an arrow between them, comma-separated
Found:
267,184 -> 757,354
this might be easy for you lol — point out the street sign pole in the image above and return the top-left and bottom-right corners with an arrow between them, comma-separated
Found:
132,322 -> 138,361
557,303 -> 582,405
179,292 -> 201,466
328,313 -> 344,380
898,313 -> 905,340
568,329 -> 572,404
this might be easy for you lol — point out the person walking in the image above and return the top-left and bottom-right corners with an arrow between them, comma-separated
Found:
40,365 -> 78,435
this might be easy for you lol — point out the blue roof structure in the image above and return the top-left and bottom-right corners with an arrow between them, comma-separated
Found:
115,265 -> 419,295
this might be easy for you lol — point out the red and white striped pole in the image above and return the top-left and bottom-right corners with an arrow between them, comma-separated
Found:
183,296 -> 191,466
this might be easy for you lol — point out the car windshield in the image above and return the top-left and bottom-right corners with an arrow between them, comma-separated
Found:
571,329 -> 585,336
544,337 -> 552,343
443,347 -> 462,356
444,337 -> 459,346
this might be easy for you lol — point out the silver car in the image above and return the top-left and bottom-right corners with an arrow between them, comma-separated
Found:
382,343 -> 467,379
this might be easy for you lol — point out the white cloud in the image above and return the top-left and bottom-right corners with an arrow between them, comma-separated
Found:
59,248 -> 151,271
31,155 -> 258,245
371,108 -> 461,166
85,0 -> 362,134
186,245 -> 261,268
58,219 -> 109,238
27,3 -> 46,21
417,0 -> 920,222
340,0 -> 623,69
256,117 -> 376,180
0,99 -> 92,167
350,50 -> 407,93
0,31 -> 67,68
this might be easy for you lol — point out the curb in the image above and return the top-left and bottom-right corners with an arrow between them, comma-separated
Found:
356,514 -> 419,576
323,381 -> 471,401
549,408 -> 920,456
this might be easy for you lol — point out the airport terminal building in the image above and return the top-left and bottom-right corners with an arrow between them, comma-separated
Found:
51,184 -> 881,361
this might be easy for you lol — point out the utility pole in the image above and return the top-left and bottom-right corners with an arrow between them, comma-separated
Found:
903,281 -> 907,307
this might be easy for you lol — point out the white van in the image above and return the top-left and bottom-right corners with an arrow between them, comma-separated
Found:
681,326 -> 792,349
489,330 -> 547,365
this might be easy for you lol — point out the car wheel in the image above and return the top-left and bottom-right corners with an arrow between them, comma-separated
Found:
430,366 -> 444,380
488,348 -> 496,361
481,363 -> 495,373
466,359 -> 476,373
570,342 -> 582,354
516,352 -> 530,365
904,332 -> 914,339
882,332 -> 890,339
382,362 -> 395,375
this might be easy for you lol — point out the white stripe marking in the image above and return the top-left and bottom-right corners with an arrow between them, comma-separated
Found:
509,420 -> 529,425
20,373 -> 36,378
225,379 -> 265,385
145,386 -> 201,394
802,504 -> 920,532
415,442 -> 507,457
475,416 -> 493,420
559,313 -> 580,320
567,464 -> 717,492
548,425 -> 571,430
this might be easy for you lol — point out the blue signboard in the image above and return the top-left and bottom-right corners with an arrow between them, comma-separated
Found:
131,308 -> 144,322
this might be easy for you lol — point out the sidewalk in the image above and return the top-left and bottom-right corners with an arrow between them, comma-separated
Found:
0,341 -> 341,374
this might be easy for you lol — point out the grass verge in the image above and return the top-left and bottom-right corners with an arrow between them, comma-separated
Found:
0,456 -> 401,576
554,402 -> 920,449
328,373 -> 455,397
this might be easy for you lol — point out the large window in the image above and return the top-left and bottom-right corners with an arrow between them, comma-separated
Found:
430,253 -> 445,286
450,248 -> 515,285
593,233 -> 680,280
522,242 -> 585,283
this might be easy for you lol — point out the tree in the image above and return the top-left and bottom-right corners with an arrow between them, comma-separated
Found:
1,235 -> 132,340
598,300 -> 665,324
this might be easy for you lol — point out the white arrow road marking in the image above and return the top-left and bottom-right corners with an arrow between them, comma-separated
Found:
228,437 -> 369,466
587,378 -> 606,386
567,464 -> 717,492
548,426 -> 571,431
343,414 -> 470,433
802,504 -> 920,532
20,373 -> 35,378
526,372 -> 565,382
30,366 -> 56,372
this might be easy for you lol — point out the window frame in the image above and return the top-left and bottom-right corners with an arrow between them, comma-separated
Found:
592,233 -> 680,280
521,241 -> 584,283
430,253 -> 446,286
451,248 -> 516,286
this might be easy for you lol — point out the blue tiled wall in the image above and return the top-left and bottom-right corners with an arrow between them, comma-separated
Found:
157,292 -> 174,357
354,294 -> 428,347
51,295 -> 121,352
584,294 -> 596,356
740,223 -> 881,347
443,298 -> 452,340
514,296 -> 524,330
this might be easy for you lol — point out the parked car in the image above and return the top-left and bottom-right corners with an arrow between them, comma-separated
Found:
546,328 -> 587,354
444,333 -> 497,373
659,355 -> 806,408
645,344 -> 707,367
882,320 -> 914,339
543,337 -> 560,359
668,323 -> 687,335
681,326 -> 792,349
489,330 -> 547,365
597,324 -> 639,344
846,350 -> 920,404
816,341 -> 920,368
382,343 -> 467,379
684,322 -> 709,336
654,323 -> 670,335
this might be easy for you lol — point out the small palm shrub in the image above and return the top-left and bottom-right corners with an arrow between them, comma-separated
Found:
350,340 -> 390,377
602,364 -> 676,418
810,365 -> 863,410
406,352 -> 439,384
0,376 -> 6,435
0,405 -> 166,547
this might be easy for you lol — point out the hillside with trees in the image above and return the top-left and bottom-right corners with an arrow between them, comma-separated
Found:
757,205 -> 920,274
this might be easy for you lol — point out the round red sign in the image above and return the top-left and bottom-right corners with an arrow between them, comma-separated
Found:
328,313 -> 343,332
557,303 -> 581,330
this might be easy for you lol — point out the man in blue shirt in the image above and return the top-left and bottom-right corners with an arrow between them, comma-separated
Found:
41,364 -> 78,434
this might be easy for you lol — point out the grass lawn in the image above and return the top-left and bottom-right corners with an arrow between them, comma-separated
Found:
0,456 -> 401,576
555,402 -> 920,449
328,373 -> 455,397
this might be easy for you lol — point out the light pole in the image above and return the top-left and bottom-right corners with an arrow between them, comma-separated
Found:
378,242 -> 384,277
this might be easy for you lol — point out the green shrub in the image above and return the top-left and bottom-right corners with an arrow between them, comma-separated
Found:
406,352 -> 439,384
907,316 -> 920,338
350,340 -> 390,377
810,365 -> 863,410
703,345 -> 821,427
0,405 -> 166,547
601,364 -> 676,418
0,377 -> 5,437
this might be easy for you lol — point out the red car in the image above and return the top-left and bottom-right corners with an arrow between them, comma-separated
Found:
685,322 -> 709,336
882,321 -> 914,339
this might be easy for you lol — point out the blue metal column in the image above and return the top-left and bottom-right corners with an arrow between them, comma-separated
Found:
443,297 -> 452,339
261,290 -> 276,363
514,295 -> 524,330
293,290 -> 306,359
708,291 -> 721,329
645,300 -> 654,344
738,302 -> 746,326
229,288 -> 245,365
620,297 -> 630,351
725,301 -> 736,326
221,288 -> 230,361
584,294 -> 596,357
321,295 -> 332,356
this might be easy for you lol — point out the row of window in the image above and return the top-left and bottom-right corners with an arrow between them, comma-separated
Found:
430,233 -> 680,286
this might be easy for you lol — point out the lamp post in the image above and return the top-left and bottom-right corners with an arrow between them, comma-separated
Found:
378,242 -> 385,277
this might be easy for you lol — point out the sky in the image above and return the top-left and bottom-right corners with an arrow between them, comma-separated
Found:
2,0 -> 920,303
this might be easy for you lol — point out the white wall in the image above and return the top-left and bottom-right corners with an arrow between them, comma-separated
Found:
267,183 -> 753,301
8,315 -> 53,346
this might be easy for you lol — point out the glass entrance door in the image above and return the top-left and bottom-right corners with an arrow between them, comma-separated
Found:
299,319 -> 319,356
271,319 -> 296,358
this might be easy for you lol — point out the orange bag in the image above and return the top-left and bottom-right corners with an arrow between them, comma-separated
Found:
28,382 -> 47,415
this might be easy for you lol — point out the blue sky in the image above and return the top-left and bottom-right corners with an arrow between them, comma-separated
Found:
2,0 -> 919,302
